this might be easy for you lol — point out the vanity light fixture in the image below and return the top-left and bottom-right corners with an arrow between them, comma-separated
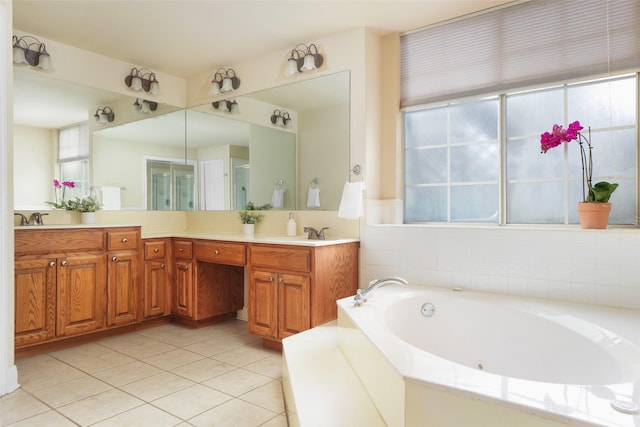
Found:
209,68 -> 241,95
132,99 -> 158,115
93,106 -> 115,124
212,99 -> 239,114
12,35 -> 52,70
270,109 -> 291,127
124,67 -> 160,94
285,43 -> 323,76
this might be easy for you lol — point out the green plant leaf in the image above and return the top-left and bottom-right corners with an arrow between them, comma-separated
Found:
590,181 -> 618,202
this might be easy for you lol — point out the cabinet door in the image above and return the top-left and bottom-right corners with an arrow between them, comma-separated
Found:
14,258 -> 56,347
107,252 -> 139,326
248,270 -> 278,339
173,261 -> 193,318
57,253 -> 106,337
144,260 -> 169,319
278,273 -> 310,339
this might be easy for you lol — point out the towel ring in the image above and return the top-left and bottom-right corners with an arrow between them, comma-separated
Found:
346,164 -> 364,182
275,179 -> 285,189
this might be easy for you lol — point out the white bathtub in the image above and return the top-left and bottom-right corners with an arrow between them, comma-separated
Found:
337,286 -> 640,427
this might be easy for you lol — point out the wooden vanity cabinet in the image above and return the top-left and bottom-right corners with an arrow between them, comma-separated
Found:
247,242 -> 359,348
143,238 -> 170,319
173,240 -> 194,319
106,229 -> 141,327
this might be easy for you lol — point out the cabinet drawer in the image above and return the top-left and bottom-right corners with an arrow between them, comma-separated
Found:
174,240 -> 193,259
249,245 -> 311,273
144,240 -> 166,260
107,230 -> 139,251
15,229 -> 104,254
195,241 -> 245,266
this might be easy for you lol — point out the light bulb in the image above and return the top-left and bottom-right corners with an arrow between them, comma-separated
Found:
285,57 -> 298,76
230,101 -> 240,114
276,116 -> 284,126
209,80 -> 220,95
131,75 -> 143,91
150,80 -> 159,95
221,76 -> 233,92
302,54 -> 316,72
218,101 -> 229,112
141,101 -> 151,114
13,45 -> 26,64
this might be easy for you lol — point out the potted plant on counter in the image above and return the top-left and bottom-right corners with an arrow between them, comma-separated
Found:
238,202 -> 272,235
541,121 -> 618,228
66,196 -> 103,224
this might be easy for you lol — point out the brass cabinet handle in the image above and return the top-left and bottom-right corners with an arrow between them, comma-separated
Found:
269,276 -> 273,282
182,264 -> 189,270
60,260 -> 68,266
112,256 -> 117,261
179,248 -> 184,252
278,277 -> 283,283
49,261 -> 55,267
161,263 -> 165,269
122,238 -> 128,243
154,248 -> 160,253
214,249 -> 220,255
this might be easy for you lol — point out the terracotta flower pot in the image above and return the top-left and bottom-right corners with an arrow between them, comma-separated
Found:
577,202 -> 611,229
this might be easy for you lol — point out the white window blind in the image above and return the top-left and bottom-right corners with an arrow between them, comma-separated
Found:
401,0 -> 640,107
58,122 -> 89,161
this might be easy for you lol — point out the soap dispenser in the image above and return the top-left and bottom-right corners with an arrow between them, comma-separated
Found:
287,212 -> 297,236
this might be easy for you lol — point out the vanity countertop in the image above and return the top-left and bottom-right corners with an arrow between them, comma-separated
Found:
142,232 -> 359,247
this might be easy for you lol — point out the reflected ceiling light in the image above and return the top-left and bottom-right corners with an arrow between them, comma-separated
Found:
12,35 -> 52,70
212,99 -> 239,114
271,109 -> 291,127
93,106 -> 115,124
285,43 -> 323,76
132,99 -> 158,115
124,67 -> 160,94
209,68 -> 241,95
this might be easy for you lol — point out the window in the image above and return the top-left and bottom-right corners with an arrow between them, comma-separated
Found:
401,0 -> 640,225
404,75 -> 638,225
58,123 -> 89,199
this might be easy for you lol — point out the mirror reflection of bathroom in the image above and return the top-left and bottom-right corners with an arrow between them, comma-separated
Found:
146,159 -> 196,211
233,160 -> 250,210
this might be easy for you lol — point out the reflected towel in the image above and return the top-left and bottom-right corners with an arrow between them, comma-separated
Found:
338,181 -> 364,219
100,186 -> 121,210
271,188 -> 285,209
307,187 -> 320,208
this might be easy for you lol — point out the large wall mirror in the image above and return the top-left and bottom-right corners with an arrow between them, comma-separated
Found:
13,69 -> 350,211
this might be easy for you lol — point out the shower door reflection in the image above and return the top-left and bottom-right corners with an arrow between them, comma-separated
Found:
146,159 -> 196,211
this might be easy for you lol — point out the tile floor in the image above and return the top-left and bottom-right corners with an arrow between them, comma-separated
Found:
0,320 -> 287,427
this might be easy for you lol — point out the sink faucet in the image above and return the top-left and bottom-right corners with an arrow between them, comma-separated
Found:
28,212 -> 48,226
353,276 -> 408,306
14,213 -> 29,226
304,226 -> 329,240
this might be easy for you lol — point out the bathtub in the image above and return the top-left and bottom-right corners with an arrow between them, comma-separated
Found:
337,286 -> 640,427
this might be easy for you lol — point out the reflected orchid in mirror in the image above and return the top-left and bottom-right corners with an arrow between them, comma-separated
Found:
47,179 -> 76,209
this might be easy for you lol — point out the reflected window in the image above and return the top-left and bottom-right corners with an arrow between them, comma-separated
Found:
58,123 -> 89,199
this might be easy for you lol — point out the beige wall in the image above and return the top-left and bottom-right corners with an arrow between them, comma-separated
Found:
13,125 -> 55,209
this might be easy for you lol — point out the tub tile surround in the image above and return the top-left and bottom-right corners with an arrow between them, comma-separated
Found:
361,224 -> 640,310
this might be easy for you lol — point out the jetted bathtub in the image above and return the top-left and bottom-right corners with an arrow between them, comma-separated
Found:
337,286 -> 640,427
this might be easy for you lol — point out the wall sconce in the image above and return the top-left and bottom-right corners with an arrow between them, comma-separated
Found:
212,99 -> 239,114
132,99 -> 158,115
285,43 -> 323,76
124,67 -> 160,94
209,68 -> 241,95
12,35 -> 52,70
93,106 -> 115,124
271,110 -> 291,127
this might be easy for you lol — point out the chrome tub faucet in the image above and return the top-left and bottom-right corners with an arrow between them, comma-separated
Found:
354,276 -> 408,306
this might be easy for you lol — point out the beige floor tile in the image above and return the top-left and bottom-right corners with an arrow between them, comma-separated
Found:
49,343 -> 111,362
96,332 -> 156,351
0,392 -> 50,426
183,338 -> 245,357
142,348 -> 204,371
115,340 -> 177,359
56,389 -> 143,427
92,360 -> 163,387
4,410 -> 78,427
120,372 -> 195,402
0,388 -> 27,402
189,399 -> 278,427
240,381 -> 284,414
244,355 -> 283,379
211,345 -> 274,367
91,403 -> 182,427
30,375 -> 112,408
52,347 -> 136,374
152,384 -> 232,420
260,414 -> 288,427
202,368 -> 272,397
170,357 -> 237,383
16,355 -> 86,392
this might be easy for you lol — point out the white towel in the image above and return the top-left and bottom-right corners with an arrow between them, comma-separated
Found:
271,188 -> 285,209
307,187 -> 320,208
338,181 -> 364,219
100,186 -> 121,210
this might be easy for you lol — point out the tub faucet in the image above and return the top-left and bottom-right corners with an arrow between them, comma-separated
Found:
354,276 -> 408,306
304,226 -> 329,240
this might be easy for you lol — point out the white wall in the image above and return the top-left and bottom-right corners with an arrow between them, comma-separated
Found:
13,125 -> 54,209
362,224 -> 640,310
